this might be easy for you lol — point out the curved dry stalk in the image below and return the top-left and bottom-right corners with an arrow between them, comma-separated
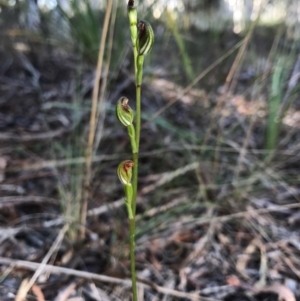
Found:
82,0 -> 113,240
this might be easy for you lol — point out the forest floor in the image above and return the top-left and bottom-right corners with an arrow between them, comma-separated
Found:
0,25 -> 300,301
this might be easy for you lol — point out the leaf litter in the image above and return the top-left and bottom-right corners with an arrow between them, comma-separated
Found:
0,25 -> 300,301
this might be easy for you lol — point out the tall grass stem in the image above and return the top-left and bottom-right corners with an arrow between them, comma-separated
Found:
82,0 -> 113,240
94,2 -> 117,151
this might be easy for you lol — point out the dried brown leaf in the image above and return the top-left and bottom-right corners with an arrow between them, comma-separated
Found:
31,284 -> 45,301
226,275 -> 241,287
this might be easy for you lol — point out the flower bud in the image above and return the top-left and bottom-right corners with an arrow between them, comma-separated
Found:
116,97 -> 134,127
117,160 -> 134,186
127,0 -> 134,8
127,1 -> 138,47
138,20 -> 154,56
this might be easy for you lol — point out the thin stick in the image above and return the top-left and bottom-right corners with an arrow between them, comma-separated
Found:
81,0 -> 113,240
0,257 -> 217,301
15,224 -> 69,301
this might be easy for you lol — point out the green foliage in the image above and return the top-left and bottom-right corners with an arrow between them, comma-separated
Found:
57,0 -> 101,62
57,0 -> 128,65
165,9 -> 195,81
265,59 -> 284,152
56,143 -> 84,241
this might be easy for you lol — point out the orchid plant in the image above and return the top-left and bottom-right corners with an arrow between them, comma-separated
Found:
116,1 -> 154,300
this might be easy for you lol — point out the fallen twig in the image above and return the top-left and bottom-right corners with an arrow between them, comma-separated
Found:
0,257 -> 219,301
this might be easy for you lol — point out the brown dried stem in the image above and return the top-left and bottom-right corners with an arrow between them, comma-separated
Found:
81,0 -> 113,240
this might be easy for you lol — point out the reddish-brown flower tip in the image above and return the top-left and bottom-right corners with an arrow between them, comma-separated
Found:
117,160 -> 134,185
128,0 -> 134,8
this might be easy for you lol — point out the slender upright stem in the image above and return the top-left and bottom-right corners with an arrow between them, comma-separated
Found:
82,0 -> 113,240
125,184 -> 134,220
135,55 -> 144,149
129,218 -> 137,301
135,85 -> 141,150
131,82 -> 141,216
133,48 -> 138,81
128,4 -> 141,301
132,152 -> 138,216
127,5 -> 153,301
132,55 -> 144,216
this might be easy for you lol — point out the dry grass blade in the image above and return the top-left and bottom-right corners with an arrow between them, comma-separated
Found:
15,224 -> 69,301
82,0 -> 113,240
15,278 -> 30,301
94,2 -> 117,151
141,162 -> 199,194
0,196 -> 57,209
148,40 -> 244,121
223,2 -> 263,95
0,128 -> 71,142
9,144 -> 300,173
8,154 -> 120,172
138,202 -> 300,244
136,196 -> 189,221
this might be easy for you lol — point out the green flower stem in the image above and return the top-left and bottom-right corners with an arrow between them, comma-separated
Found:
129,217 -> 137,300
137,55 -> 145,87
135,54 -> 145,150
132,152 -> 138,216
127,5 -> 139,301
127,124 -> 137,154
124,184 -> 133,219
127,5 -> 154,301
133,48 -> 138,79
126,184 -> 136,301
131,55 -> 144,217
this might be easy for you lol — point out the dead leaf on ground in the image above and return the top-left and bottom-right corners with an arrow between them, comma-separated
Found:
226,275 -> 241,286
31,284 -> 45,301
